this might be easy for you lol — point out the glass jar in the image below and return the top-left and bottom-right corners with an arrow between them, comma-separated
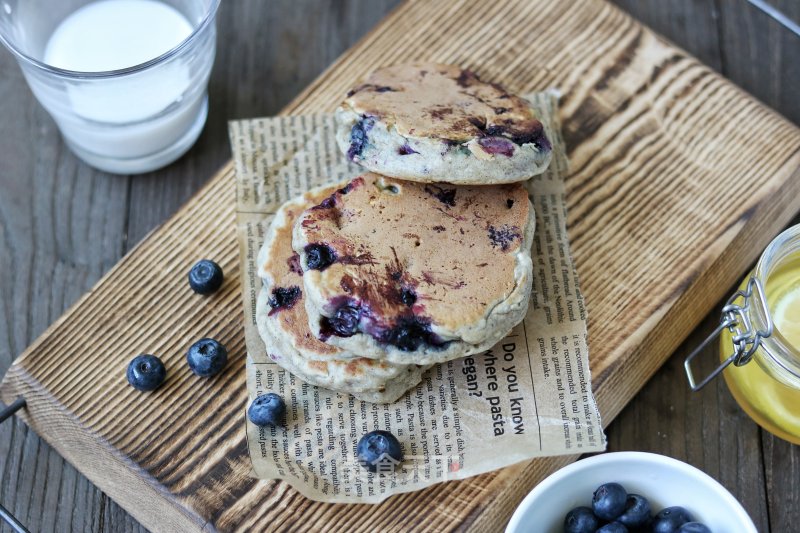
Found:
0,0 -> 219,174
686,225 -> 800,444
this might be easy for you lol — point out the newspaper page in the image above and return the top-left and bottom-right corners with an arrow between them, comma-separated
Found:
229,92 -> 605,503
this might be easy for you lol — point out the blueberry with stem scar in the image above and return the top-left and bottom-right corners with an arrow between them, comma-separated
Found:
617,494 -> 651,528
564,507 -> 599,533
592,482 -> 627,521
188,259 -> 223,294
127,354 -> 166,392
186,338 -> 228,377
652,507 -> 694,533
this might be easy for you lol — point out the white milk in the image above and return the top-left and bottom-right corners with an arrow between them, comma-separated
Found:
32,0 -> 213,173
44,0 -> 192,73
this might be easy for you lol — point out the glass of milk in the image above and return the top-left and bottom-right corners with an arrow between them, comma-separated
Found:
0,0 -> 220,174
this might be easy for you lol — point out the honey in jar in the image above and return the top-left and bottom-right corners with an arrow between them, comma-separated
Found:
687,225 -> 800,444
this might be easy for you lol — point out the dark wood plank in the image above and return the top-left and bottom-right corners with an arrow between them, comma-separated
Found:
762,431 -> 800,532
0,34 -> 133,533
610,0 -> 723,70
716,0 -> 800,126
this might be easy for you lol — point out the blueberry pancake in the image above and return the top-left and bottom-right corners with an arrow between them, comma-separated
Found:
335,63 -> 552,184
256,185 -> 429,402
293,173 -> 534,365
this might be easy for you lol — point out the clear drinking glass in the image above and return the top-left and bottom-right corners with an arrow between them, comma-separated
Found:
0,0 -> 220,174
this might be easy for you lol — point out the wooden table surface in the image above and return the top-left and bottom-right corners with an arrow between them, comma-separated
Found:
1,1 -> 798,531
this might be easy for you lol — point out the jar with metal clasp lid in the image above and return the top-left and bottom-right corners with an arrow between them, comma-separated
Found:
685,224 -> 800,444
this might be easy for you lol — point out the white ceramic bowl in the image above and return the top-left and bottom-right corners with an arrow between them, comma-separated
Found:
506,452 -> 756,533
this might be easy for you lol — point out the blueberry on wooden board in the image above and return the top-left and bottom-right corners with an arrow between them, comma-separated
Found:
127,354 -> 166,391
564,506 -> 599,533
188,259 -> 224,294
356,430 -> 403,473
247,393 -> 286,427
186,338 -> 228,377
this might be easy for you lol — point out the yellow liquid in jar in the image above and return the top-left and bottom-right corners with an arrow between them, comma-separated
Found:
721,253 -> 800,444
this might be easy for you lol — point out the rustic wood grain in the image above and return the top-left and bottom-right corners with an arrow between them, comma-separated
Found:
0,4 -> 788,528
604,3 -> 800,531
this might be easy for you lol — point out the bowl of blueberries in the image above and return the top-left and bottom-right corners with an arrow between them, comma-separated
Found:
505,452 -> 756,533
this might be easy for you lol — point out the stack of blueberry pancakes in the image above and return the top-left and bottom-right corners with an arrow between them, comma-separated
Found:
255,63 -> 552,403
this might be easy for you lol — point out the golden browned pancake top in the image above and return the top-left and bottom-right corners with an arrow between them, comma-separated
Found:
343,63 -> 545,144
297,173 -> 531,334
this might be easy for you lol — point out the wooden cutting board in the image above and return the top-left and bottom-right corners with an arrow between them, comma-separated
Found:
2,1 -> 799,531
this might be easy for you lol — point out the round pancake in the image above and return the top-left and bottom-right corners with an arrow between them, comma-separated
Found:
293,173 -> 534,365
335,63 -> 552,184
256,185 -> 428,401
256,288 -> 429,403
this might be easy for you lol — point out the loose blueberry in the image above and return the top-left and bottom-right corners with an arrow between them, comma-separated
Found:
127,354 -> 166,391
592,482 -> 628,521
304,243 -> 337,271
186,338 -> 228,377
356,430 -> 403,473
678,523 -> 711,533
326,304 -> 361,336
617,493 -> 651,528
652,507 -> 694,533
597,523 -> 628,533
564,506 -> 598,533
188,259 -> 224,295
247,393 -> 286,427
